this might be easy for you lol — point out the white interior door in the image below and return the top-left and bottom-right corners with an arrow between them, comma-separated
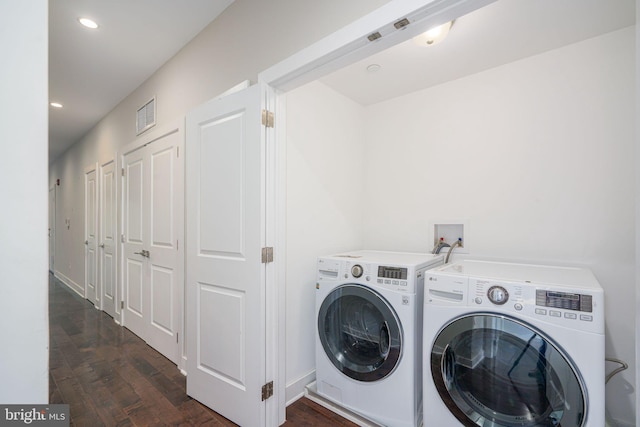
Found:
121,126 -> 183,364
49,186 -> 55,272
84,164 -> 98,305
186,84 -> 268,426
145,129 -> 183,362
123,147 -> 147,339
100,159 -> 117,319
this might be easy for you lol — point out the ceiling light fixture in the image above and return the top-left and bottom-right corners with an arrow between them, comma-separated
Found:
366,64 -> 382,73
78,17 -> 99,29
50,102 -> 63,108
413,21 -> 453,47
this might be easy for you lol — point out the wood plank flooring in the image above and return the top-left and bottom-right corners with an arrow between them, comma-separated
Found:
49,275 -> 356,426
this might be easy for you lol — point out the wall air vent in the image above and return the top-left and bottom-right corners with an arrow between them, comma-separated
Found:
136,97 -> 156,135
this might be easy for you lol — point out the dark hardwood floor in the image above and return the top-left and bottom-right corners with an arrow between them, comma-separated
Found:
49,275 -> 356,426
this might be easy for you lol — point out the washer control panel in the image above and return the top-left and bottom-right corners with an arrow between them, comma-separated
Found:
487,285 -> 509,305
351,264 -> 364,278
468,278 -> 601,332
317,258 -> 419,292
425,261 -> 604,334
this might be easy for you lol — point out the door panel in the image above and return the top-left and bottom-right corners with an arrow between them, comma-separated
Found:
198,112 -> 245,257
121,127 -> 182,365
197,283 -> 245,385
100,160 -> 117,318
123,148 -> 147,339
150,265 -> 173,334
186,84 -> 266,427
84,165 -> 98,304
146,131 -> 181,362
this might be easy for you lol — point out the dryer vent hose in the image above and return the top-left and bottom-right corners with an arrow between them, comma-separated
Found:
605,357 -> 628,384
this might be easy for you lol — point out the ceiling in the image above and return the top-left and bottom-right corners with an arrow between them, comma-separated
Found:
49,0 -> 635,162
321,0 -> 635,105
48,0 -> 234,161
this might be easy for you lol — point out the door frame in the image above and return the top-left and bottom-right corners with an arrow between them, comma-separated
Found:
258,0 -> 497,423
118,119 -> 186,371
49,185 -> 56,273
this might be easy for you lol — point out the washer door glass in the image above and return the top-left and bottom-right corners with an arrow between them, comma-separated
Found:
318,284 -> 402,382
431,314 -> 586,427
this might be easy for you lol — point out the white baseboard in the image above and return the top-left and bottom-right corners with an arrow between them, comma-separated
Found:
304,381 -> 382,427
607,417 -> 635,427
285,370 -> 315,406
54,271 -> 84,297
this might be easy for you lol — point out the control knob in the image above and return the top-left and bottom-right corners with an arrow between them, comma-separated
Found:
487,286 -> 509,305
351,264 -> 364,278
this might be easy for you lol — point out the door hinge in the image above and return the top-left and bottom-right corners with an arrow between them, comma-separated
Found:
121,167 -> 125,177
261,381 -> 274,401
176,146 -> 179,157
121,234 -> 125,243
261,109 -> 274,128
261,247 -> 274,264
176,332 -> 179,343
120,301 -> 124,309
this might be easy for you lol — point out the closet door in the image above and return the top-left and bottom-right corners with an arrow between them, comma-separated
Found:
84,163 -> 98,305
100,159 -> 117,319
122,147 -> 147,339
121,126 -> 183,364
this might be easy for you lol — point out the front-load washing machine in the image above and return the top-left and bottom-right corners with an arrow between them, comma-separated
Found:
423,260 -> 604,427
316,250 -> 443,427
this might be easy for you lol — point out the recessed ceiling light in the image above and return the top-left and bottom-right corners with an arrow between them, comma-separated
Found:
78,17 -> 99,29
50,102 -> 63,108
366,64 -> 382,73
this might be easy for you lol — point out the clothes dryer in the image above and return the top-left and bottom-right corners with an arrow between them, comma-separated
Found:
423,260 -> 605,427
316,250 -> 443,427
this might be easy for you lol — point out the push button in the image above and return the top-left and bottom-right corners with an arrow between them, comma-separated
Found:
535,308 -> 547,315
580,314 -> 593,322
549,310 -> 562,318
564,313 -> 577,320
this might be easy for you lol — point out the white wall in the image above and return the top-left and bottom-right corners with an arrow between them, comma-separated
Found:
361,28 -> 635,424
0,1 -> 49,403
284,82 -> 366,401
636,1 -> 640,425
285,27 -> 635,425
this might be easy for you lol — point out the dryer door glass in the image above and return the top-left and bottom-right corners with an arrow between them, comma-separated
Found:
318,284 -> 402,382
431,314 -> 586,427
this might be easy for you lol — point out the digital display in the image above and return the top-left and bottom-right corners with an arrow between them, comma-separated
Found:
536,290 -> 592,312
378,266 -> 407,280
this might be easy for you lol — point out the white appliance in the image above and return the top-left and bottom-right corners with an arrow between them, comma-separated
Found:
423,260 -> 605,427
315,250 -> 444,427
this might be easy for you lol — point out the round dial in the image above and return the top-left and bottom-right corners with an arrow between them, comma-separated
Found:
351,264 -> 364,278
487,286 -> 509,305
